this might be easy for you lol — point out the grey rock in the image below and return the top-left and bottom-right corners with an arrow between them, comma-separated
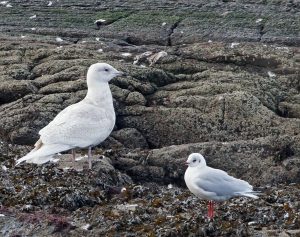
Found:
113,135 -> 300,185
0,80 -> 37,103
111,128 -> 148,149
1,1 -> 298,45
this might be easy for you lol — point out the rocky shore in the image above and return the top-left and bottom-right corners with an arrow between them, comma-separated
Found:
0,0 -> 299,236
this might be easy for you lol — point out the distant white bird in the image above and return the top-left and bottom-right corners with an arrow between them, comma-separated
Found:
94,19 -> 106,28
184,153 -> 259,219
230,42 -> 240,48
16,63 -> 124,169
55,37 -> 63,42
94,19 -> 106,24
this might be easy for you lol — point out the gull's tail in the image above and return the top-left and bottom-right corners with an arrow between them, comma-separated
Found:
16,139 -> 72,165
236,191 -> 261,199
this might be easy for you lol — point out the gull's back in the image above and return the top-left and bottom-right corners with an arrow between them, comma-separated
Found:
195,166 -> 254,201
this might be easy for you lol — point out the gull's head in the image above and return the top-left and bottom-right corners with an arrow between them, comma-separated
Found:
186,153 -> 206,168
87,63 -> 124,83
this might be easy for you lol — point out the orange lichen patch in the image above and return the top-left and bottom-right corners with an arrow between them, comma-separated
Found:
151,198 -> 163,208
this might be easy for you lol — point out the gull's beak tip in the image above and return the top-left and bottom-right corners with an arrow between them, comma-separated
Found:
116,70 -> 127,77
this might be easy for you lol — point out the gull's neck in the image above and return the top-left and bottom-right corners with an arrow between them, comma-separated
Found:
84,81 -> 113,108
188,163 -> 206,171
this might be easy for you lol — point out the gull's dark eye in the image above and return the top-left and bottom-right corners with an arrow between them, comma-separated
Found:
104,68 -> 109,72
193,159 -> 196,163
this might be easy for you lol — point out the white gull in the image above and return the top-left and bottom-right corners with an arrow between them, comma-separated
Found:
16,63 -> 124,169
184,153 -> 259,219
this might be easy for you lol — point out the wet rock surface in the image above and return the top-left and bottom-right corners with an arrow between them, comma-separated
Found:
0,0 -> 299,236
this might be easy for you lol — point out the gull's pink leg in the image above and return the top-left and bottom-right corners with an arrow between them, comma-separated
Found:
208,201 -> 211,219
208,201 -> 214,219
72,149 -> 76,164
88,146 -> 92,169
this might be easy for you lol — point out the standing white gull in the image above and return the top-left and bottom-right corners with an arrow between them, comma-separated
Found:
184,153 -> 259,219
16,63 -> 124,169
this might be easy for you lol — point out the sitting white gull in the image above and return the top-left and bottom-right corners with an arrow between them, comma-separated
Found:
184,153 -> 259,219
16,63 -> 124,169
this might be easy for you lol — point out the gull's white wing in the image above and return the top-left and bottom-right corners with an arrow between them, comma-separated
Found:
39,101 -> 115,148
194,167 -> 253,199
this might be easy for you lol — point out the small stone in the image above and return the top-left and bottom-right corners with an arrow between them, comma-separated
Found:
81,224 -> 91,230
248,221 -> 257,225
116,204 -> 138,211
121,52 -> 132,57
230,42 -> 240,48
56,37 -> 63,42
267,71 -> 276,78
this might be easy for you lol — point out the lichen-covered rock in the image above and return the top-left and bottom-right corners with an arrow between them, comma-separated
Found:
112,135 -> 300,185
0,156 -> 132,209
111,128 -> 148,149
0,1 -> 298,45
0,38 -> 299,185
0,180 -> 299,237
